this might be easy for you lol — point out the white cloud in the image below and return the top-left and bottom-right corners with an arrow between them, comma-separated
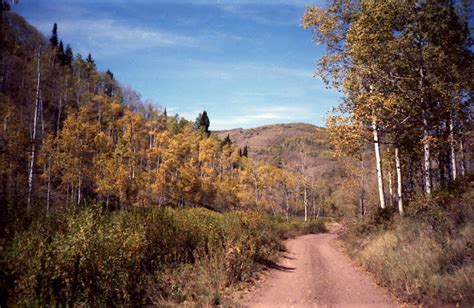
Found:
208,105 -> 316,130
184,0 -> 325,26
33,18 -> 197,57
164,60 -> 315,83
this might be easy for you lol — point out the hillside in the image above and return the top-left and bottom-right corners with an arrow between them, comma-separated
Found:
215,123 -> 343,180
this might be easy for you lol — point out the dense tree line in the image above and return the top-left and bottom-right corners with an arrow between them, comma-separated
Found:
304,0 -> 473,216
0,10 -> 319,224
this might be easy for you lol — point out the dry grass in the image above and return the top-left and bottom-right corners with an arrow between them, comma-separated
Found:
342,180 -> 474,306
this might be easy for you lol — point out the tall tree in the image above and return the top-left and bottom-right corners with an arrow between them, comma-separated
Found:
49,23 -> 58,48
304,0 -> 472,213
64,45 -> 73,66
195,110 -> 210,136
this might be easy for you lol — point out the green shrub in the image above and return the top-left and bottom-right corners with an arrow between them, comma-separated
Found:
3,207 -> 326,306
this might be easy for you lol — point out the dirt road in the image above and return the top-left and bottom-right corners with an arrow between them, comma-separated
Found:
240,233 -> 397,307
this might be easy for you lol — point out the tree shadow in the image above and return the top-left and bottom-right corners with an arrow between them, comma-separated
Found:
256,256 -> 296,272
282,254 -> 295,261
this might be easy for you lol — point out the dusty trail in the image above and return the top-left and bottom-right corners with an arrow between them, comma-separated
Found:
240,233 -> 397,308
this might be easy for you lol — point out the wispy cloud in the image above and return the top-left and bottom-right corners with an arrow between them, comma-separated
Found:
205,105 -> 318,130
187,0 -> 322,26
161,60 -> 315,83
33,18 -> 197,57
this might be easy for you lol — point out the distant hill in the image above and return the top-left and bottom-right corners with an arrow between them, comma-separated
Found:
215,123 -> 343,180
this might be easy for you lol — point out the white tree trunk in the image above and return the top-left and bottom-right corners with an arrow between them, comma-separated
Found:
299,141 -> 309,220
459,138 -> 466,177
56,95 -> 62,133
77,161 -> 82,206
422,109 -> 432,195
46,159 -> 51,216
420,63 -> 432,195
303,184 -> 308,222
388,168 -> 394,206
359,158 -> 366,217
395,147 -> 404,216
449,115 -> 457,180
284,188 -> 290,221
27,48 -> 41,213
372,120 -> 385,209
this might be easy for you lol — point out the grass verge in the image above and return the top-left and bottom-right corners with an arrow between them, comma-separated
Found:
341,179 -> 474,306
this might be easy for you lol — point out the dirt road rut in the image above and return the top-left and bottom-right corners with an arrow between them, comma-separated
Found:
241,233 -> 397,307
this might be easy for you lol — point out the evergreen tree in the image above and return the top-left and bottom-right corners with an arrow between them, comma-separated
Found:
106,69 -> 114,80
64,45 -> 73,66
195,110 -> 210,136
222,134 -> 232,147
57,40 -> 65,64
242,145 -> 248,157
49,23 -> 58,48
86,53 -> 96,69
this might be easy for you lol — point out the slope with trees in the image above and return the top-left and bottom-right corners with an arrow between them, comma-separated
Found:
0,5 -> 332,306
303,0 -> 473,304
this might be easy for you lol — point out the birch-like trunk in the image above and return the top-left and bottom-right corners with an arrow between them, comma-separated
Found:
56,95 -> 62,133
284,188 -> 290,221
359,158 -> 365,217
303,184 -> 308,222
77,161 -> 82,206
388,168 -> 394,207
27,48 -> 41,213
449,115 -> 457,180
372,119 -> 385,209
459,137 -> 466,177
46,159 -> 51,216
395,147 -> 404,216
420,64 -> 432,195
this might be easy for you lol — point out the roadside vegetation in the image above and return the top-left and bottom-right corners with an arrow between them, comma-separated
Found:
2,208 -> 326,306
0,6 -> 330,306
304,0 -> 473,306
342,177 -> 473,306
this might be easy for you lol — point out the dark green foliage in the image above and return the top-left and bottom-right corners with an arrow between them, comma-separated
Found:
238,145 -> 249,157
222,134 -> 232,147
195,110 -> 210,135
49,23 -> 58,48
57,40 -> 65,64
242,145 -> 248,157
106,69 -> 114,80
86,53 -> 96,70
64,44 -> 73,66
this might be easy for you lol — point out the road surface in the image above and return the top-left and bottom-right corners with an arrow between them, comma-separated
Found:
240,233 -> 397,307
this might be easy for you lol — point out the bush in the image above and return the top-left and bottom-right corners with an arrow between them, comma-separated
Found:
342,181 -> 474,306
3,207 -> 326,306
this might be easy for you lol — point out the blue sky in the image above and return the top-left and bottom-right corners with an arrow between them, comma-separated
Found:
14,0 -> 341,130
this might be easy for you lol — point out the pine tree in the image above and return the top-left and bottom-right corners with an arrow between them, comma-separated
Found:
242,145 -> 248,157
57,40 -> 65,65
195,111 -> 210,136
106,69 -> 114,80
49,23 -> 58,48
86,53 -> 96,70
222,134 -> 232,147
64,44 -> 73,66
201,111 -> 210,135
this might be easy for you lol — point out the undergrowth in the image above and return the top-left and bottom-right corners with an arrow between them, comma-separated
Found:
1,207 -> 326,306
342,178 -> 474,306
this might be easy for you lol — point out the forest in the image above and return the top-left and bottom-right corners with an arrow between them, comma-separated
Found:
1,0 -> 473,306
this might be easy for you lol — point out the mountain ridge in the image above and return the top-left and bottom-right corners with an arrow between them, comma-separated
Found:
215,122 -> 343,180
